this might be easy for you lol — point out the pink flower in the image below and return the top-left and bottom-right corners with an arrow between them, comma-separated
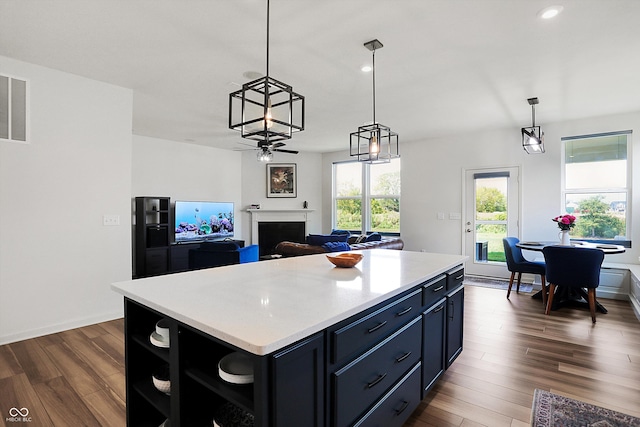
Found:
561,217 -> 571,225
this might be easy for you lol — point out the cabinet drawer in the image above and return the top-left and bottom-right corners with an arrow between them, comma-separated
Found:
422,274 -> 447,308
352,362 -> 421,427
145,248 -> 168,275
332,290 -> 421,363
446,265 -> 464,290
333,317 -> 421,427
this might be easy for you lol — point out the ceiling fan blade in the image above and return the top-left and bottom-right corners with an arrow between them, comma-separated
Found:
236,141 -> 257,148
272,142 -> 286,148
273,149 -> 299,154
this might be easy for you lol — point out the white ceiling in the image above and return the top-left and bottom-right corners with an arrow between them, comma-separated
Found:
2,0 -> 640,154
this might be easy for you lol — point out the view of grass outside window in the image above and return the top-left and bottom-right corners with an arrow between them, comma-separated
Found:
563,132 -> 629,242
475,176 -> 508,262
334,159 -> 400,233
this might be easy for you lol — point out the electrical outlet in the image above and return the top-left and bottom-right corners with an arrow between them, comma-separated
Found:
103,215 -> 120,226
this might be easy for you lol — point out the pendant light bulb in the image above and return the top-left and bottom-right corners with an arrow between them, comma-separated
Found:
264,98 -> 274,129
369,134 -> 379,154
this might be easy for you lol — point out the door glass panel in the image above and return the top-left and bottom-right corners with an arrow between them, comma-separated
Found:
475,176 -> 508,262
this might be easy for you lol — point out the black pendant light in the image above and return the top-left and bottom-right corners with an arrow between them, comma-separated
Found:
522,97 -> 545,154
229,0 -> 305,150
350,39 -> 399,163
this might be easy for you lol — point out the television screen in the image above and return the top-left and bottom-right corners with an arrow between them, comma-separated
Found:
174,201 -> 234,242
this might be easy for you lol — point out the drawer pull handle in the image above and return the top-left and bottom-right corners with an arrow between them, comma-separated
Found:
396,351 -> 412,363
433,305 -> 445,313
455,274 -> 464,280
367,373 -> 387,388
432,285 -> 444,292
396,307 -> 412,316
395,400 -> 410,415
368,321 -> 387,334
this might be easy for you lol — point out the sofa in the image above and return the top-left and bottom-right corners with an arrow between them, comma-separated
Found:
274,234 -> 404,257
188,241 -> 259,269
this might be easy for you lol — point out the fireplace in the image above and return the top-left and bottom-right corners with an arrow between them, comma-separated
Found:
248,209 -> 313,256
258,222 -> 305,256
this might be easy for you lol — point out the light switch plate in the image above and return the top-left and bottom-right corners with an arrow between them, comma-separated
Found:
103,214 -> 120,226
449,212 -> 461,220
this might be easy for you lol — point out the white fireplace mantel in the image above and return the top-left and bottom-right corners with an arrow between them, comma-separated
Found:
247,209 -> 314,245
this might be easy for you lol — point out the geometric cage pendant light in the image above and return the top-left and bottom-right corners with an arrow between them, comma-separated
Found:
350,39 -> 399,164
521,97 -> 545,154
229,0 -> 305,152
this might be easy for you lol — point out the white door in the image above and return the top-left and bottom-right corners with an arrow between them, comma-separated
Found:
463,167 -> 520,278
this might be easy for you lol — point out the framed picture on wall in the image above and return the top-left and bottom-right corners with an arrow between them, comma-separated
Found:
267,163 -> 297,198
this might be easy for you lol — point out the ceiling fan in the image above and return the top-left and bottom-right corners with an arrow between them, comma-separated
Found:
235,141 -> 299,162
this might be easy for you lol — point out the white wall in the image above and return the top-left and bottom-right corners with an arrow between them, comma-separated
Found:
132,135 -> 243,234
0,56 -> 133,345
240,150 -> 324,241
321,111 -> 640,266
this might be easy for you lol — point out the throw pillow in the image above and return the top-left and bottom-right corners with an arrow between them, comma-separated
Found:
365,232 -> 382,242
307,233 -> 349,246
354,234 -> 367,244
331,229 -> 351,237
322,241 -> 351,252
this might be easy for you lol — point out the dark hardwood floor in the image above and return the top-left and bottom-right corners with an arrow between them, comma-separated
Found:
1,285 -> 639,426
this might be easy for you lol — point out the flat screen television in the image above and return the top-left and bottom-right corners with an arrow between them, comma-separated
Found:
174,201 -> 234,242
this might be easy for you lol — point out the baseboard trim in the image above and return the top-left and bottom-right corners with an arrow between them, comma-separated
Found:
0,310 -> 123,346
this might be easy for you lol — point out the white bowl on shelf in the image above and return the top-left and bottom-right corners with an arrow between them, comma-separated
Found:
150,319 -> 170,348
218,352 -> 254,385
152,364 -> 171,395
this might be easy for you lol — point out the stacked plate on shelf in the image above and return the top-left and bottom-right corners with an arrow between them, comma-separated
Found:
150,319 -> 170,348
212,402 -> 254,427
218,352 -> 254,385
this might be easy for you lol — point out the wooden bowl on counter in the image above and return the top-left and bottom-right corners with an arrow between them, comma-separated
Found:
326,253 -> 363,268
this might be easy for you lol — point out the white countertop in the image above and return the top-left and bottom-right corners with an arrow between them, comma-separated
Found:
112,250 -> 467,355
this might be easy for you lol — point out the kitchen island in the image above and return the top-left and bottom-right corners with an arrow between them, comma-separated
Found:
112,249 -> 467,427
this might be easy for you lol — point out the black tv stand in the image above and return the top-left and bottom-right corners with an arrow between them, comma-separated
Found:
169,240 -> 245,273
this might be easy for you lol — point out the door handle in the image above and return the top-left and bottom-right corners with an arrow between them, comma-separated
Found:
466,229 -> 472,233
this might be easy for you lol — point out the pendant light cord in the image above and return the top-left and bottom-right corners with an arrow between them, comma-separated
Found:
531,104 -> 536,127
372,47 -> 376,124
266,0 -> 270,79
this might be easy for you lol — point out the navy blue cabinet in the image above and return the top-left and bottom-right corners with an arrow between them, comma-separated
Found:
446,285 -> 464,367
123,264 -> 465,427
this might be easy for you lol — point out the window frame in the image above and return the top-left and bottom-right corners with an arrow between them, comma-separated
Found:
561,130 -> 632,247
0,73 -> 30,144
332,158 -> 401,236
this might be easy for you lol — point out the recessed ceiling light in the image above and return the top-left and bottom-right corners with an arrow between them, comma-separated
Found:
361,65 -> 372,73
242,70 -> 263,80
538,5 -> 564,19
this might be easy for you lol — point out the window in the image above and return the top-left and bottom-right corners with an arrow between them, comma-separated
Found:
562,131 -> 631,244
333,158 -> 401,234
0,74 -> 28,143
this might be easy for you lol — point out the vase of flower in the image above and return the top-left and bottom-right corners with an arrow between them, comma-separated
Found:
552,214 -> 576,246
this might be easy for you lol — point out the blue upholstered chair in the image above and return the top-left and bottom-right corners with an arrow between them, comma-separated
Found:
542,245 -> 604,323
188,241 -> 259,269
503,237 -> 547,305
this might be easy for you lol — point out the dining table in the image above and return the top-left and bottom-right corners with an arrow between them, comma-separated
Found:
516,240 -> 626,313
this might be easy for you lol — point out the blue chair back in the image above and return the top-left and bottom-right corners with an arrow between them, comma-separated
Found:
503,237 -> 527,269
542,246 -> 604,289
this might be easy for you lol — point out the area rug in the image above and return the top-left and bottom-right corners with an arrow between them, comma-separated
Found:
531,389 -> 640,427
463,276 -> 533,293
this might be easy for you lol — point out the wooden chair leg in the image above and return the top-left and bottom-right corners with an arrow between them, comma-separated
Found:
588,288 -> 597,323
507,272 -> 516,299
545,283 -> 556,315
516,272 -> 522,293
540,274 -> 547,308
